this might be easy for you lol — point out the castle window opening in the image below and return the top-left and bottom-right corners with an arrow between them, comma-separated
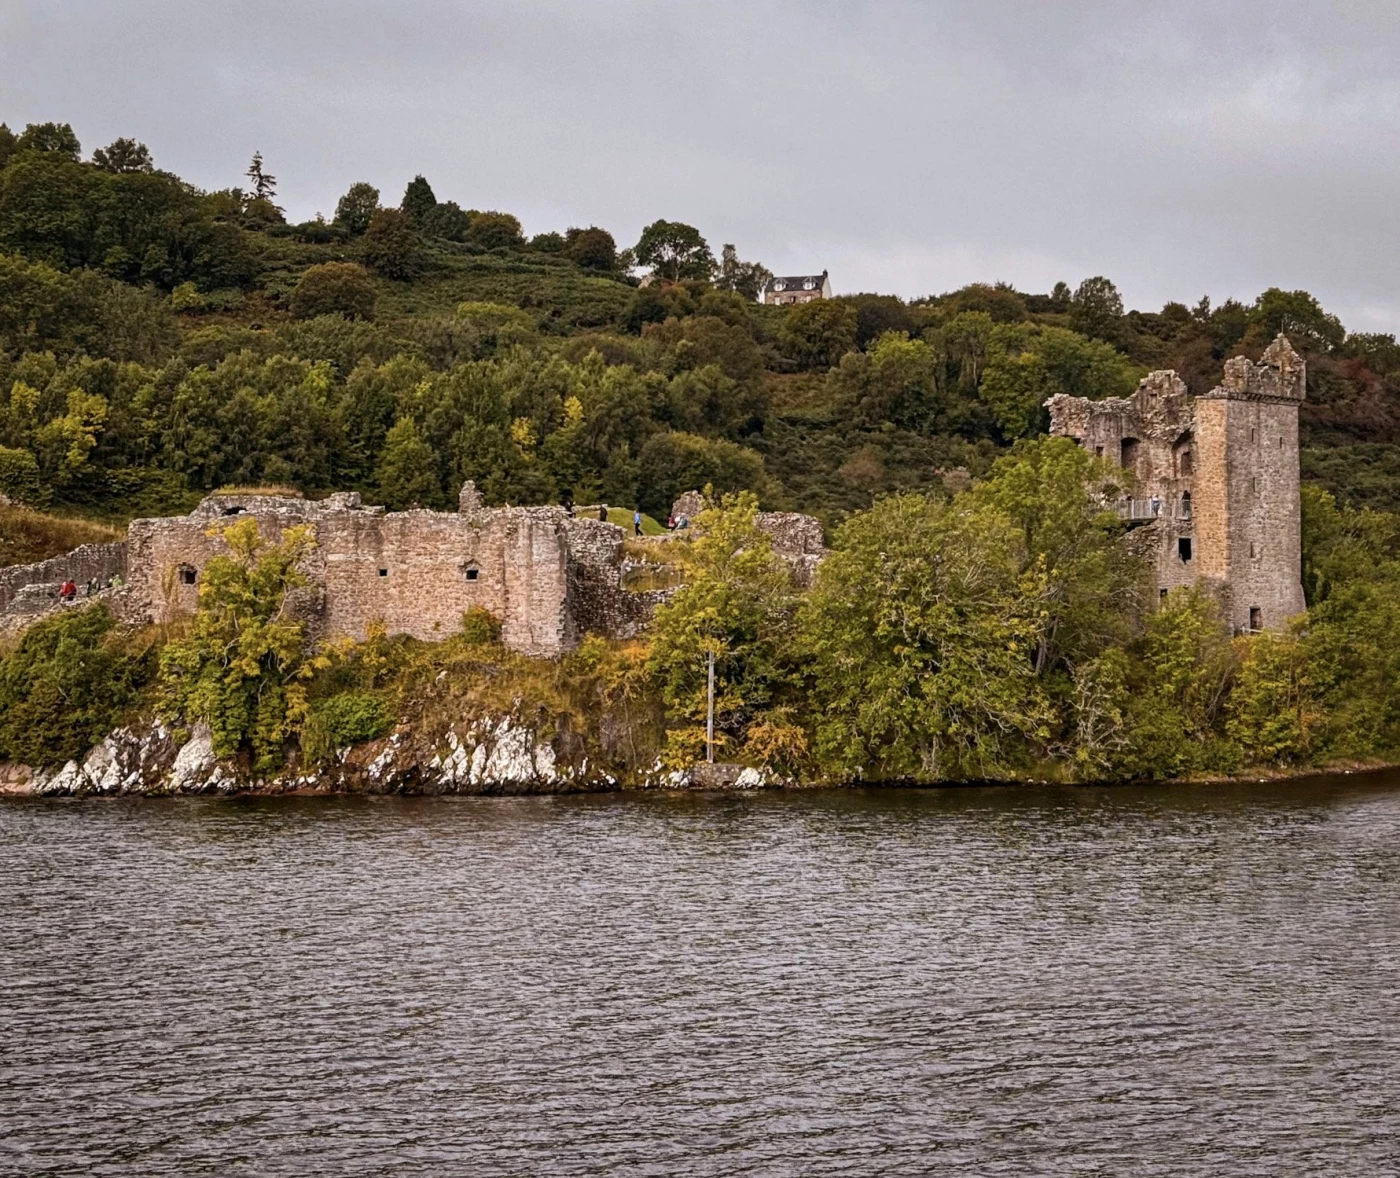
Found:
1120,438 -> 1139,470
462,563 -> 480,582
1178,537 -> 1192,561
1181,491 -> 1192,518
221,505 -> 245,516
1160,588 -> 1169,601
178,565 -> 196,586
378,568 -> 388,577
1094,445 -> 1104,457
1249,607 -> 1262,631
1179,449 -> 1192,475
1250,541 -> 1257,558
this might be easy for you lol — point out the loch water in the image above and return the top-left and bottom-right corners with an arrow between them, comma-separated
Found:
3,777 -> 1400,1176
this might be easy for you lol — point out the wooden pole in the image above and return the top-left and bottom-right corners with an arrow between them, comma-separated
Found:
706,649 -> 715,764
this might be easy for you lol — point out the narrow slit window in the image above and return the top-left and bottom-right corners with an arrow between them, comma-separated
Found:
1249,607 -> 1262,631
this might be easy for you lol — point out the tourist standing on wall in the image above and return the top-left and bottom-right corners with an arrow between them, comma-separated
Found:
634,510 -> 642,536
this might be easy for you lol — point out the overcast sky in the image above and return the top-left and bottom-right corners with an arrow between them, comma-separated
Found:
3,1 -> 1399,329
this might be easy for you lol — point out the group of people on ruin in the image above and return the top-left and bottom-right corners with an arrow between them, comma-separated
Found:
57,575 -> 123,603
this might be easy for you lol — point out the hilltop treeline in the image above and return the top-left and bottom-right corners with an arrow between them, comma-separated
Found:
8,119 -> 1400,783
3,119 -> 1400,526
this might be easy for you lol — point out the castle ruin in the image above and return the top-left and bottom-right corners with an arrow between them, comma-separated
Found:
0,482 -> 827,655
1048,334 -> 1306,632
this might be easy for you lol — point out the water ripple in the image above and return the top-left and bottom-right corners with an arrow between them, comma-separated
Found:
3,780 -> 1400,1175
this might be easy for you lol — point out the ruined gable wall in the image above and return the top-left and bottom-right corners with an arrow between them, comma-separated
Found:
125,496 -> 579,657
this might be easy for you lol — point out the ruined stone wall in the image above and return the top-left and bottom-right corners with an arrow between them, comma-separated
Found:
1048,336 -> 1305,630
125,494 -> 578,656
1195,380 -> 1305,631
0,542 -> 128,614
121,492 -> 674,657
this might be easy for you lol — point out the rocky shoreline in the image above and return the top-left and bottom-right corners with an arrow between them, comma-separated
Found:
0,717 -> 774,798
2,714 -> 1394,798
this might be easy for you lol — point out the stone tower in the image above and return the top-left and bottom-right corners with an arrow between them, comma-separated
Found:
1192,335 -> 1306,632
1046,335 -> 1306,632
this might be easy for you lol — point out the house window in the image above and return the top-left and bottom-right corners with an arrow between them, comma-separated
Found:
378,568 -> 388,577
1178,537 -> 1192,561
1249,607 -> 1262,631
178,565 -> 196,586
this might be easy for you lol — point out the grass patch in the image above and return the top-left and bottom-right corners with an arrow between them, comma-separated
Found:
588,507 -> 668,535
213,484 -> 304,498
0,507 -> 123,568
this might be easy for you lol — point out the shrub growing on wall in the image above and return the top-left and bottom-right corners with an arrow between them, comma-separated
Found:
158,518 -> 324,770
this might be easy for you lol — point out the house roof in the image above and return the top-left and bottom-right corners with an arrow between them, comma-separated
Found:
765,271 -> 828,293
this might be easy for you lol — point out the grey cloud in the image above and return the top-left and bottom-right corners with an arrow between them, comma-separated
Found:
3,1 -> 1400,328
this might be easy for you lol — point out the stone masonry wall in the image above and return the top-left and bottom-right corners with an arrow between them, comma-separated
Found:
1048,335 -> 1305,631
0,542 -> 128,614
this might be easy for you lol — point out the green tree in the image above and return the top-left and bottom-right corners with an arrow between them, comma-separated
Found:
565,226 -> 616,271
1226,628 -> 1319,764
92,138 -> 153,173
375,416 -> 441,508
334,182 -> 380,235
800,493 -> 1053,781
400,174 -> 437,222
17,122 -> 81,159
245,151 -> 277,202
968,436 -> 1145,673
466,211 -> 525,250
979,323 -> 1139,437
1118,588 -> 1238,778
634,220 -> 715,281
421,200 -> 470,241
0,445 -> 42,502
159,519 -> 324,770
0,604 -> 152,767
1249,288 -> 1344,352
0,123 -> 16,170
635,431 -> 768,519
1068,276 -> 1124,343
778,298 -> 858,369
715,243 -> 772,300
361,208 -> 422,279
288,262 -> 377,321
647,491 -> 799,764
